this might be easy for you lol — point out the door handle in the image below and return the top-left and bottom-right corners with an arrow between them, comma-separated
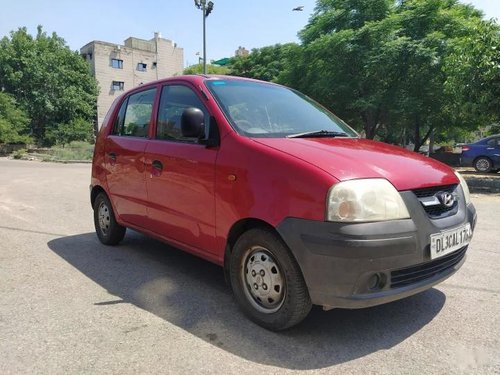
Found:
107,152 -> 117,161
151,160 -> 163,177
152,160 -> 163,170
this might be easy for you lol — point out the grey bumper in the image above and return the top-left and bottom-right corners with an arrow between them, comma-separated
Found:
276,191 -> 477,309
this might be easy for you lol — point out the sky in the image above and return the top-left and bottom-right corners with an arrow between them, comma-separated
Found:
0,0 -> 498,67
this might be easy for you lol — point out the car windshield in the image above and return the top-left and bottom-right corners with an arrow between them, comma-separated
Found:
205,79 -> 358,138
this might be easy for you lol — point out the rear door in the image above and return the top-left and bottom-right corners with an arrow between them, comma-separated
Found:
104,87 -> 157,227
144,84 -> 218,254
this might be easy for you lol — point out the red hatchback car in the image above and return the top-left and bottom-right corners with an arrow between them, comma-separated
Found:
91,75 -> 476,330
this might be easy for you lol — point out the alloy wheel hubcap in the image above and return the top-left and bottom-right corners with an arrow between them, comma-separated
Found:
98,202 -> 111,235
242,247 -> 285,313
476,159 -> 490,171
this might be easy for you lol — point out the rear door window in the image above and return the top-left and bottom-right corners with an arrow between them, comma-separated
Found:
112,88 -> 156,137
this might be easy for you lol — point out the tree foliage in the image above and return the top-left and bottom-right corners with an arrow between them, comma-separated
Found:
0,26 -> 98,146
0,91 -> 31,144
228,0 -> 499,149
228,43 -> 300,82
183,63 -> 229,75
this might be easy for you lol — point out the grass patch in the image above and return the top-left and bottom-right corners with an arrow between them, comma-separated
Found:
42,141 -> 94,161
12,148 -> 27,159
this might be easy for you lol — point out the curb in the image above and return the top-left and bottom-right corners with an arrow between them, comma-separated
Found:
462,175 -> 500,193
42,159 -> 92,164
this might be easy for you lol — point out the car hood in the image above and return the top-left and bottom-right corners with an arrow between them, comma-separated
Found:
252,137 -> 458,191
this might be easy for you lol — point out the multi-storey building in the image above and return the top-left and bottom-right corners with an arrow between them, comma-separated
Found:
80,33 -> 183,128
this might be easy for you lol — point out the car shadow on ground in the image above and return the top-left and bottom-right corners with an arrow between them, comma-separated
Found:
48,231 -> 446,370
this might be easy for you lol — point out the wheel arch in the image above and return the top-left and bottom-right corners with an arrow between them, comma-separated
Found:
90,185 -> 107,208
223,218 -> 280,284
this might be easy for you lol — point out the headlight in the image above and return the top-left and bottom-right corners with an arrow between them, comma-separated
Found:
454,171 -> 471,205
326,179 -> 410,222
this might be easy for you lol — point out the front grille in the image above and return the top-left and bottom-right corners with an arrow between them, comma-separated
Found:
423,203 -> 457,217
412,184 -> 458,218
390,246 -> 467,288
412,184 -> 457,198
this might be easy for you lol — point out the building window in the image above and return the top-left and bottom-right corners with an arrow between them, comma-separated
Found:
152,62 -> 157,68
112,81 -> 125,91
111,58 -> 123,69
137,63 -> 147,72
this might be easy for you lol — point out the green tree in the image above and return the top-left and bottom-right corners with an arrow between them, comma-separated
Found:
282,0 -> 498,149
0,26 -> 98,146
0,91 -> 31,144
183,63 -> 229,75
299,0 -> 393,44
379,0 -> 497,150
282,1 -> 396,138
443,17 -> 500,130
229,43 -> 300,82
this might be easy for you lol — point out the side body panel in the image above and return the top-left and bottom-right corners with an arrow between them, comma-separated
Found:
104,136 -> 148,226
144,141 -> 218,254
213,135 -> 335,261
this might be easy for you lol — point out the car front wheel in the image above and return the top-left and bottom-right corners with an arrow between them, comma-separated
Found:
229,228 -> 312,331
474,157 -> 493,173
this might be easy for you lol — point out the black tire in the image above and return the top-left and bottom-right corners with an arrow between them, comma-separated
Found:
229,228 -> 312,331
473,157 -> 493,173
93,192 -> 126,245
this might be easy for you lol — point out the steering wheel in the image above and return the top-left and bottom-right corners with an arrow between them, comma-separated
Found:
234,119 -> 253,130
234,120 -> 269,134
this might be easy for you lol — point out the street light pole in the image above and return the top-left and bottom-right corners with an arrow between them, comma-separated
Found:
194,0 -> 214,75
202,1 -> 206,74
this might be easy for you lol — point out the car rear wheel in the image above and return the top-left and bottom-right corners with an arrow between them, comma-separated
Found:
473,157 -> 493,173
229,228 -> 312,331
93,192 -> 126,245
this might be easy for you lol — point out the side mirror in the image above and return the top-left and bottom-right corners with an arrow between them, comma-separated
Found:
181,107 -> 205,138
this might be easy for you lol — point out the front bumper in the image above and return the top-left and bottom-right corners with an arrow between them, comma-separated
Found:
277,191 -> 477,309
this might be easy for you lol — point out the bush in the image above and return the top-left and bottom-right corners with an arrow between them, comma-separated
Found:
42,141 -> 94,161
12,149 -> 27,159
46,118 -> 94,147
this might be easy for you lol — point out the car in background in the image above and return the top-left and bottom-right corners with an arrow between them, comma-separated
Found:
461,134 -> 500,172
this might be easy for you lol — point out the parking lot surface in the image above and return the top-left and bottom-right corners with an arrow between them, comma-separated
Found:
0,159 -> 499,374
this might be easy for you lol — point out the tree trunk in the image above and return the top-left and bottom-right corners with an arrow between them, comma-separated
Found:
413,114 -> 421,152
429,128 -> 435,155
362,110 -> 380,139
413,115 -> 434,153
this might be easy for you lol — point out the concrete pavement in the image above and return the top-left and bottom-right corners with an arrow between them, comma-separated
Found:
0,159 -> 499,374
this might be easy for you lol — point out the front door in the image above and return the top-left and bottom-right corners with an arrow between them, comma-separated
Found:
105,88 -> 156,227
487,137 -> 500,167
144,84 -> 218,254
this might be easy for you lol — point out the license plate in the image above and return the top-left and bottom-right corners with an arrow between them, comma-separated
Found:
430,223 -> 472,259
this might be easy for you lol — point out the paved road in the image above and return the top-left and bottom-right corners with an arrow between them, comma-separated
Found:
0,159 -> 499,374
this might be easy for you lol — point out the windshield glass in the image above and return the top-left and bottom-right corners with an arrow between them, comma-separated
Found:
205,79 -> 358,138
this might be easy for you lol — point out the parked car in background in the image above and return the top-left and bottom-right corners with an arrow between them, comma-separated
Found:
461,134 -> 500,172
91,75 -> 476,330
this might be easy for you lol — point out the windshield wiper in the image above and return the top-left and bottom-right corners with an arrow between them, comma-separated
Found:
287,130 -> 349,138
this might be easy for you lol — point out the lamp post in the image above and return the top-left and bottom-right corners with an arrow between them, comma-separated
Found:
194,0 -> 214,74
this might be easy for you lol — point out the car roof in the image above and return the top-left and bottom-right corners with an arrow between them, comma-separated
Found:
473,134 -> 500,144
123,74 -> 280,96
481,134 -> 500,141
